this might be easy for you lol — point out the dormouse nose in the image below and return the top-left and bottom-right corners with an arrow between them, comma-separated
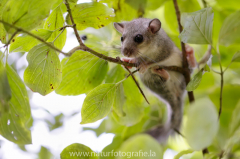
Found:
122,48 -> 134,57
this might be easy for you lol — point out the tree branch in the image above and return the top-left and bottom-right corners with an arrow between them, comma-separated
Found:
173,0 -> 209,155
173,0 -> 195,103
0,20 -> 68,55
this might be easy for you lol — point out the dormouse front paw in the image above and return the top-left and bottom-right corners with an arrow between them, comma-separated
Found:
185,44 -> 197,69
121,57 -> 137,69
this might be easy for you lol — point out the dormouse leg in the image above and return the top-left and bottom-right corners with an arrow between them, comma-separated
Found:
185,44 -> 197,69
151,66 -> 170,80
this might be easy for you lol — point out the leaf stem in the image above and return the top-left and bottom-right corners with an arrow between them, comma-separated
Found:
212,44 -> 224,120
223,63 -> 231,73
52,27 -> 65,43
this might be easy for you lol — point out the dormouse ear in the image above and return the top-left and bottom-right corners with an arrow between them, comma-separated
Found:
114,22 -> 124,34
148,18 -> 161,34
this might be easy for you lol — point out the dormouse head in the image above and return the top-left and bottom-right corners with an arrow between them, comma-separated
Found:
114,18 -> 161,58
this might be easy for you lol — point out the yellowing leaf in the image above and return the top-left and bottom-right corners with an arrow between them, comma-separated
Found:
66,2 -> 114,30
44,6 -> 66,50
56,51 -> 108,95
9,29 -> 53,53
81,84 -> 117,124
2,0 -> 55,33
24,43 -> 62,95
0,0 -> 8,43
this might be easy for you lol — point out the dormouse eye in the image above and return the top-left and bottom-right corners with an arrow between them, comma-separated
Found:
121,37 -> 123,42
134,34 -> 143,43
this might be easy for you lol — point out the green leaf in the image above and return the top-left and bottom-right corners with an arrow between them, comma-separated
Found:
0,61 -> 11,104
38,146 -> 52,159
68,0 -> 78,3
105,65 -> 126,83
81,84 -> 117,124
146,0 -> 167,10
113,77 -> 144,126
117,134 -> 163,159
164,0 -> 201,35
184,98 -> 219,150
225,129 -> 240,156
229,100 -> 240,136
100,136 -> 123,159
44,6 -> 66,50
219,11 -> 240,46
100,0 -> 138,21
66,2 -> 114,30
113,83 -> 126,117
105,65 -> 126,116
9,29 -> 53,53
121,117 -> 148,140
56,51 -> 108,95
186,70 -> 203,91
0,64 -> 32,145
0,0 -> 8,44
231,51 -> 240,63
2,0 -> 55,33
174,149 -> 194,159
209,85 -> 240,128
179,7 -> 214,44
46,113 -> 64,131
125,0 -> 147,10
24,43 -> 62,95
84,116 -> 126,136
60,143 -> 97,159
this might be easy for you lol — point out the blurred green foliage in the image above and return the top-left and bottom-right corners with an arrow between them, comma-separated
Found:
0,0 -> 240,158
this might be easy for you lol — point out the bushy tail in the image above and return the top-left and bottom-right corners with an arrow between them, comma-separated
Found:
147,100 -> 183,143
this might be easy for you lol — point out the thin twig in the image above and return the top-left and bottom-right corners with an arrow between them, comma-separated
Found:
64,0 -> 83,46
123,65 -> 150,104
202,0 -> 207,8
5,30 -> 19,47
173,0 -> 195,103
59,25 -> 74,31
219,68 -> 224,120
126,69 -> 140,78
53,27 -> 66,43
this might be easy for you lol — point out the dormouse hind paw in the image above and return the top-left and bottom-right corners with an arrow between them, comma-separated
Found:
151,66 -> 170,80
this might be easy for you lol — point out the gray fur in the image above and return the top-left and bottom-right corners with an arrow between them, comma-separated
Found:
114,18 -> 186,142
